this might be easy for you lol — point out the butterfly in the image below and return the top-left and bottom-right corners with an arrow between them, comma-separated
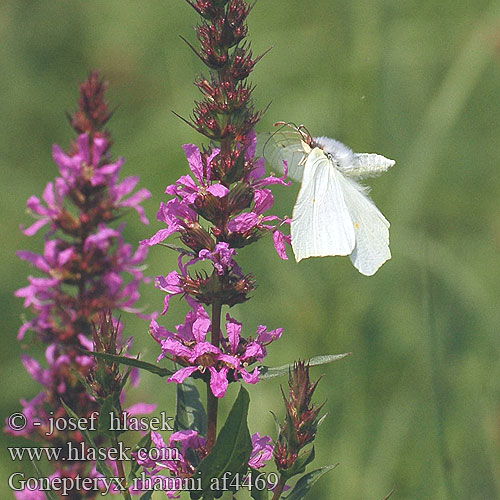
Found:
260,123 -> 395,276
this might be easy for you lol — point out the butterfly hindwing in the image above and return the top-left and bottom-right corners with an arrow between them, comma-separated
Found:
337,174 -> 390,276
258,130 -> 306,181
291,148 -> 355,261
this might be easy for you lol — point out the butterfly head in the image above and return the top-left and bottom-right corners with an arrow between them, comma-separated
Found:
273,121 -> 317,150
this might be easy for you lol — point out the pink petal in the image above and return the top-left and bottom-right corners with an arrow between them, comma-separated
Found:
161,337 -> 193,358
92,136 -> 108,166
168,366 -> 198,384
21,218 -> 50,236
140,226 -> 178,246
227,212 -> 259,233
182,144 -> 204,183
209,367 -> 229,398
192,309 -> 211,343
239,366 -> 260,384
273,230 -> 290,260
249,157 -> 266,181
207,184 -> 229,198
189,342 -> 220,361
113,176 -> 139,200
150,319 -> 175,343
253,189 -> 274,214
225,315 -> 242,354
206,148 -> 220,179
125,403 -> 157,416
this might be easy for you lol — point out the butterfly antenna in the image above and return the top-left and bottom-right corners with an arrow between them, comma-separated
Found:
274,121 -> 300,130
297,124 -> 314,146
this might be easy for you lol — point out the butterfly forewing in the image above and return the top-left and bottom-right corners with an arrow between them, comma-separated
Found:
291,148 -> 355,262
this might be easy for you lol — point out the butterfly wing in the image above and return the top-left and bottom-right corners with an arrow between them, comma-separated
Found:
342,153 -> 395,179
258,130 -> 306,181
337,175 -> 391,275
291,148 -> 356,262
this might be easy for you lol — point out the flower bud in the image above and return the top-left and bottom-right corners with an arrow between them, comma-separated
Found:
274,362 -> 324,474
180,221 -> 215,253
227,181 -> 254,213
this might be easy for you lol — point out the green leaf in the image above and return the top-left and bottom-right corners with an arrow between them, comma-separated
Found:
284,464 -> 338,499
191,386 -> 253,500
139,492 -> 153,500
174,377 -> 207,435
61,399 -> 114,479
70,366 -> 95,397
251,486 -> 269,500
282,447 -> 315,480
30,459 -> 59,500
129,433 -> 153,480
160,243 -> 197,256
269,410 -> 282,435
97,395 -> 116,438
259,354 -> 351,380
82,350 -> 173,377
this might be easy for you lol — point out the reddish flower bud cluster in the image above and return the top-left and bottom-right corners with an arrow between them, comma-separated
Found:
182,0 -> 266,150
87,312 -> 134,401
274,362 -> 324,473
180,269 -> 256,307
69,71 -> 113,146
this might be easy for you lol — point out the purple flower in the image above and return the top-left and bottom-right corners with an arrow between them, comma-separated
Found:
245,130 -> 289,188
20,181 -> 65,236
198,242 -> 238,276
227,188 -> 278,232
141,198 -> 198,247
53,134 -> 123,188
273,225 -> 292,260
151,306 -> 282,398
133,429 -> 207,498
110,176 -> 151,225
166,144 -> 224,202
5,392 -> 49,438
249,433 -> 274,469
154,271 -> 184,314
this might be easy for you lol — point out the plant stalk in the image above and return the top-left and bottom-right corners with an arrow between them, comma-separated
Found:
271,475 -> 286,500
112,434 -> 132,500
206,300 -> 222,451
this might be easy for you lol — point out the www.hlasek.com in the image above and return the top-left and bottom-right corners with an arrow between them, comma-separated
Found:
8,440 -> 180,462
8,472 -> 280,496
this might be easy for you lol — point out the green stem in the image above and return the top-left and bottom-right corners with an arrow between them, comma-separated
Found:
421,265 -> 457,499
111,434 -> 132,500
206,300 -> 222,452
271,476 -> 286,500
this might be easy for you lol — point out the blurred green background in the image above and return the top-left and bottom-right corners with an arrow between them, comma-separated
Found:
1,0 -> 500,498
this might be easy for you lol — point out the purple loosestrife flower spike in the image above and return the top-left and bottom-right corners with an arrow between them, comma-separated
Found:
141,0 -> 292,454
11,72 -> 153,499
